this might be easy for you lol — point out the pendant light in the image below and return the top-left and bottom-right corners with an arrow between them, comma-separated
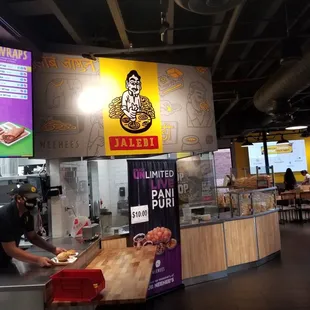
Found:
277,135 -> 290,145
241,138 -> 253,148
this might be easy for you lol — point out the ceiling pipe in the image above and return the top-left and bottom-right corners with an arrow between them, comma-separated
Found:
247,3 -> 310,78
174,0 -> 244,14
212,0 -> 247,74
253,48 -> 310,115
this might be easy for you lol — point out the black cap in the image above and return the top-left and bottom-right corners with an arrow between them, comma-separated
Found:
8,184 -> 40,199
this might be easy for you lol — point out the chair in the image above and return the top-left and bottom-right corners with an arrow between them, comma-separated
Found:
300,192 -> 310,221
280,193 -> 297,223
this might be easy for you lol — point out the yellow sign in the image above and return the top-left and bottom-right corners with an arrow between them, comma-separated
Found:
261,144 -> 293,155
99,58 -> 162,156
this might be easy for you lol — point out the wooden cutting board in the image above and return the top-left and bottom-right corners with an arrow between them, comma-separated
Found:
87,246 -> 156,304
51,246 -> 156,306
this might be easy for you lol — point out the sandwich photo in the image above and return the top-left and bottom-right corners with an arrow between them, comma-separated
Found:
2,127 -> 25,144
0,122 -> 31,146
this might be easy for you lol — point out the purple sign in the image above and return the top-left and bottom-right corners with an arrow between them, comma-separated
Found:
0,46 -> 33,157
128,159 -> 182,297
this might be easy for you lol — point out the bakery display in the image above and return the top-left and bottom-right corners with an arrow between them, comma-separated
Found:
234,175 -> 272,189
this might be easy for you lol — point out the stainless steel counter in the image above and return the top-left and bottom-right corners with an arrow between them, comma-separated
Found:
0,237 -> 98,291
0,237 -> 101,310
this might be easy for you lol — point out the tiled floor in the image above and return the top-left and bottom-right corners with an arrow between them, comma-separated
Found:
149,224 -> 310,310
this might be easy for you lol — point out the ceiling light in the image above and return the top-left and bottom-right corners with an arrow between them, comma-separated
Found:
77,87 -> 103,113
277,135 -> 290,145
241,139 -> 253,148
285,125 -> 308,130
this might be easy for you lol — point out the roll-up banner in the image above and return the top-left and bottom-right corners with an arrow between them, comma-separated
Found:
127,159 -> 182,296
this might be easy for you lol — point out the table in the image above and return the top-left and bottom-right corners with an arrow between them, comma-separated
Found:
51,246 -> 156,308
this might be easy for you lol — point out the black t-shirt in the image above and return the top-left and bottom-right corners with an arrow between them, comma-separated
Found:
0,201 -> 34,267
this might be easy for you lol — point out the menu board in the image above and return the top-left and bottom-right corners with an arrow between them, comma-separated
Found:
0,46 -> 33,157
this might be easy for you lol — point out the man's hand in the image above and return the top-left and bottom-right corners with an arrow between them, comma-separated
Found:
128,107 -> 137,121
53,247 -> 67,255
36,256 -> 54,267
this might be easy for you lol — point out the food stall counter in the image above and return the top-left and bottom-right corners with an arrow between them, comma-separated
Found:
0,237 -> 100,310
180,209 -> 281,286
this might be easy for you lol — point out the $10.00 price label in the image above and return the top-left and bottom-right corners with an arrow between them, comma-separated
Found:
130,205 -> 149,224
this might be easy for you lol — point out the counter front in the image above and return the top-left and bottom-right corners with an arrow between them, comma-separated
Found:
181,210 -> 281,285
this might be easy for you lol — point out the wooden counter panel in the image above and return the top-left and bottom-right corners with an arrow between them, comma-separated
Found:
101,237 -> 127,249
256,211 -> 281,259
224,218 -> 258,267
181,224 -> 226,279
87,247 -> 156,304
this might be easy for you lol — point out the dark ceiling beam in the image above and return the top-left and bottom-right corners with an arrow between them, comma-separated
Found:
166,0 -> 175,45
0,2 -> 41,56
246,3 -> 310,78
9,0 -> 52,16
212,0 -> 247,74
41,0 -> 83,44
45,36 -> 299,56
206,12 -> 226,58
45,35 -> 308,56
0,25 -> 18,42
225,0 -> 283,79
44,43 -> 115,55
106,0 -> 130,48
216,96 -> 240,124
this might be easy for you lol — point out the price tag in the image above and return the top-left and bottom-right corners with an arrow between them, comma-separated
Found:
131,205 -> 149,224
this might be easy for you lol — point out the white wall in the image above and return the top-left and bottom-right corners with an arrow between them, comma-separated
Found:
47,159 -> 90,237
95,154 -> 169,215
17,158 -> 46,166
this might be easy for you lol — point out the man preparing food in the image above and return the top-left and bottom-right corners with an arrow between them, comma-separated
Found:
0,184 -> 66,269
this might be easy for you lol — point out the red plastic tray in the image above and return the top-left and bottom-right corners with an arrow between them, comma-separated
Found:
51,269 -> 105,302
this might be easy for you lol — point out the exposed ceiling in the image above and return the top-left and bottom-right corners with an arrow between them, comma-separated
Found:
1,0 -> 310,138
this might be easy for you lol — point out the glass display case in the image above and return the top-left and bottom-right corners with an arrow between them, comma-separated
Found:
178,153 -> 218,225
221,187 -> 277,217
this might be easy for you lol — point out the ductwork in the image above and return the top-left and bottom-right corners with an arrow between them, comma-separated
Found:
254,48 -> 310,115
174,0 -> 244,15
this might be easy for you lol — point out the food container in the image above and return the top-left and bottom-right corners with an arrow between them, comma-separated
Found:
82,223 -> 100,240
51,269 -> 105,302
